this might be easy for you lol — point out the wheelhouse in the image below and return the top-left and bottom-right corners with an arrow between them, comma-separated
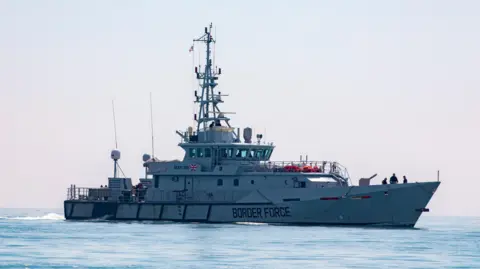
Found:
180,143 -> 274,162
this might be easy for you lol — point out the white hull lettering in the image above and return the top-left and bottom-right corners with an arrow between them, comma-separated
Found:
232,207 -> 291,219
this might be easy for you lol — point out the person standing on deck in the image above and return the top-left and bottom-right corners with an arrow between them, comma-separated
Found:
390,173 -> 398,184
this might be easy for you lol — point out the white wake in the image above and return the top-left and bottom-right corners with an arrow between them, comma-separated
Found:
0,213 -> 65,221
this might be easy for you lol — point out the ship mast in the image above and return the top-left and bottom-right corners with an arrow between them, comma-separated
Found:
193,23 -> 235,137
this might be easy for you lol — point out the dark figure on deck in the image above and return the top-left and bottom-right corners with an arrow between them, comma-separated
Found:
403,176 -> 408,184
390,173 -> 398,184
382,178 -> 387,185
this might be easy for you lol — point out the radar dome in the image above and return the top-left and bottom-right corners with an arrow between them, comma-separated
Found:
111,149 -> 121,160
243,127 -> 252,143
142,153 -> 151,162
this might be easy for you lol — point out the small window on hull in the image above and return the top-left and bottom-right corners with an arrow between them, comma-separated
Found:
205,148 -> 211,158
220,148 -> 227,158
217,179 -> 223,186
189,148 -> 196,158
234,179 -> 239,186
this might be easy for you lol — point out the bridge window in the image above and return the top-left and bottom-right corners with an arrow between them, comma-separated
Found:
234,179 -> 239,186
205,148 -> 211,158
197,148 -> 204,157
255,150 -> 264,158
189,148 -> 196,158
217,179 -> 223,186
235,148 -> 249,158
249,149 -> 255,158
227,148 -> 234,158
264,149 -> 272,159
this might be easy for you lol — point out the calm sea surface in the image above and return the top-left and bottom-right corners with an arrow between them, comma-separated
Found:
0,208 -> 479,269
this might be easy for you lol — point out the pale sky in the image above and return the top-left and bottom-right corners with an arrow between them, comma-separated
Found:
1,1 -> 479,216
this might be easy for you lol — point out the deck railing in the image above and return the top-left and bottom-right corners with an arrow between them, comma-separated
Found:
66,186 -> 111,201
66,185 -> 147,202
245,161 -> 349,179
66,187 -> 246,203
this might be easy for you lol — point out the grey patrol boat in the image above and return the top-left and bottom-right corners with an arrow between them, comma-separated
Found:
64,24 -> 440,227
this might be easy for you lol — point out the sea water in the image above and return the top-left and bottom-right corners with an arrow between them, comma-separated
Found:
0,208 -> 479,269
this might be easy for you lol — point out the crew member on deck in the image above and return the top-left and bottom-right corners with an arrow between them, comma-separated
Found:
382,178 -> 387,185
403,176 -> 408,184
390,173 -> 398,184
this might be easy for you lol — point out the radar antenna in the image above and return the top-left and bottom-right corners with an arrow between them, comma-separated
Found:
149,92 -> 155,158
110,99 -> 127,178
192,23 -> 237,139
112,100 -> 118,149
111,100 -> 120,177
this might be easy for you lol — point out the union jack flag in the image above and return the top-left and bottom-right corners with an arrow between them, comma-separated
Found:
189,164 -> 198,171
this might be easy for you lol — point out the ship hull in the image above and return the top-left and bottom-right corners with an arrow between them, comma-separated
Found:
64,181 -> 440,228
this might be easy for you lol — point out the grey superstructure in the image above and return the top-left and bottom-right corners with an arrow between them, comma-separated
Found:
64,24 -> 440,227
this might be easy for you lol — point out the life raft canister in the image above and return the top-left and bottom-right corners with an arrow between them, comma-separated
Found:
302,166 -> 312,172
283,165 -> 301,172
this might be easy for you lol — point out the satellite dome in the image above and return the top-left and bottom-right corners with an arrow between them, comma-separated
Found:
142,153 -> 151,162
111,149 -> 121,160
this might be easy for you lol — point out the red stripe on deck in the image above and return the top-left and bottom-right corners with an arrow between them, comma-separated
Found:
320,197 -> 340,200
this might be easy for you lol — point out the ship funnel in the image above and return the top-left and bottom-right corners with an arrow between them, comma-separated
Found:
243,127 -> 252,143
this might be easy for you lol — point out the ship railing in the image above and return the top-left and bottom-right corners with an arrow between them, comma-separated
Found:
245,160 -> 349,178
66,186 -> 111,201
65,186 -> 242,204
